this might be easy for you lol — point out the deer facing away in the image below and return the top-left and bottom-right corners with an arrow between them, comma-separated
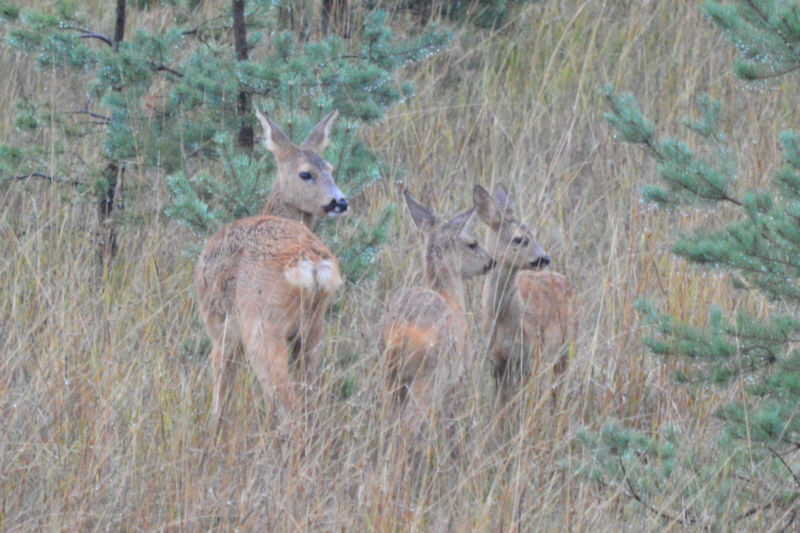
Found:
194,109 -> 347,430
473,184 -> 576,407
380,190 -> 495,417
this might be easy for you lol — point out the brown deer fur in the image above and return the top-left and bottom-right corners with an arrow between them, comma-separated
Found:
380,190 -> 494,416
195,109 -> 347,430
474,184 -> 577,407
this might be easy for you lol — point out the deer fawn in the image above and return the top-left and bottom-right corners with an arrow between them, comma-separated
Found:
380,190 -> 494,417
473,184 -> 576,408
195,108 -> 347,430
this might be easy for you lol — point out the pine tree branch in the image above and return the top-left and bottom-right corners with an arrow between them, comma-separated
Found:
744,0 -> 770,25
154,64 -> 183,78
602,92 -> 663,159
618,457 -> 697,526
744,0 -> 799,57
314,41 -> 450,73
691,169 -> 742,206
67,27 -> 114,47
746,62 -> 800,79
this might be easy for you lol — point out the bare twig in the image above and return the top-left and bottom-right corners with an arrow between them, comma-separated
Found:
69,28 -> 113,47
8,173 -> 83,187
769,446 -> 800,488
154,64 -> 184,78
736,502 -> 773,521
66,110 -> 110,124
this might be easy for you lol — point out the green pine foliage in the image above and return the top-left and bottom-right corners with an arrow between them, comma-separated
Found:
371,0 -> 537,29
586,86 -> 800,523
578,0 -> 800,524
0,1 -> 452,280
704,0 -> 800,80
604,87 -> 800,396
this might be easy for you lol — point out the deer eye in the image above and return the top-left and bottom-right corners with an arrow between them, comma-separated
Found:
299,171 -> 313,181
512,237 -> 524,245
467,242 -> 478,250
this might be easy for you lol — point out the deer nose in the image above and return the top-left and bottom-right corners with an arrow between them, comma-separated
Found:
323,197 -> 348,215
531,256 -> 550,269
485,258 -> 496,272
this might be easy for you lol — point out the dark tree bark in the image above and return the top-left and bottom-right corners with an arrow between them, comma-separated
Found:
232,0 -> 254,150
98,0 -> 126,271
97,162 -> 122,266
113,0 -> 126,48
321,0 -> 349,37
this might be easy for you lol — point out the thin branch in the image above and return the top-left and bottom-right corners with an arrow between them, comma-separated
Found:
736,502 -> 774,521
7,173 -> 83,187
66,110 -> 111,124
618,457 -> 696,527
154,64 -> 184,78
787,509 -> 797,529
69,28 -> 113,47
768,447 -> 800,489
692,169 -> 743,206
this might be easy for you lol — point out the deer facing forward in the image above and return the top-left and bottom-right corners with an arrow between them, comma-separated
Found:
195,109 -> 346,430
380,190 -> 494,417
474,184 -> 576,408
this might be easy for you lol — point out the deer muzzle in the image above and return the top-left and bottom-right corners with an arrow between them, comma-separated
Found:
530,256 -> 550,269
323,197 -> 348,216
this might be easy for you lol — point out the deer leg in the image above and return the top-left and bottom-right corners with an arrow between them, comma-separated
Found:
491,356 -> 514,406
299,307 -> 327,387
210,341 -> 239,435
550,341 -> 570,410
241,322 -> 298,424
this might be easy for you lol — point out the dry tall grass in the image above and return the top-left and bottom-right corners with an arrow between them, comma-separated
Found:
2,1 -> 798,530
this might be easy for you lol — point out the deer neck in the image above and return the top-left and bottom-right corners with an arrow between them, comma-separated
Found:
261,186 -> 315,230
483,262 -> 522,322
425,260 -> 466,313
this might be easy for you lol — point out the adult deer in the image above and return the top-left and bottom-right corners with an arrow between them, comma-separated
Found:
380,190 -> 494,417
473,184 -> 576,407
195,108 -> 347,431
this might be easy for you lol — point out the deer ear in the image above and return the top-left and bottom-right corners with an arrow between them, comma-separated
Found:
473,185 -> 502,228
492,184 -> 514,212
255,107 -> 294,157
301,110 -> 338,153
403,189 -> 437,231
443,207 -> 475,235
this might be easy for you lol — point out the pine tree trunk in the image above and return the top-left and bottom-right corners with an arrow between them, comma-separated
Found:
97,0 -> 126,273
322,0 -> 349,37
232,0 -> 253,151
97,162 -> 122,269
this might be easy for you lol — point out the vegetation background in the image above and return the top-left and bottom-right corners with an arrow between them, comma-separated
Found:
2,0 -> 798,530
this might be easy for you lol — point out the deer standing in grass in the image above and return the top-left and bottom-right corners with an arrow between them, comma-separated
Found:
195,108 -> 347,431
380,190 -> 495,417
473,184 -> 576,407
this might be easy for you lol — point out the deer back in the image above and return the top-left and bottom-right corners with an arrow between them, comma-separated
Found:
195,215 -> 342,341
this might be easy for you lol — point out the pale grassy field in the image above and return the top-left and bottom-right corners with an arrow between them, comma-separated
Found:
1,1 -> 797,530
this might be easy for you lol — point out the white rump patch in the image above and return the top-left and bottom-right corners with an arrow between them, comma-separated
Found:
316,260 -> 343,294
284,259 -> 342,293
284,260 -> 315,289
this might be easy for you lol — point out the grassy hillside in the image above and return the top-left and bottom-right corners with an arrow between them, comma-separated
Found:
2,1 -> 797,529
